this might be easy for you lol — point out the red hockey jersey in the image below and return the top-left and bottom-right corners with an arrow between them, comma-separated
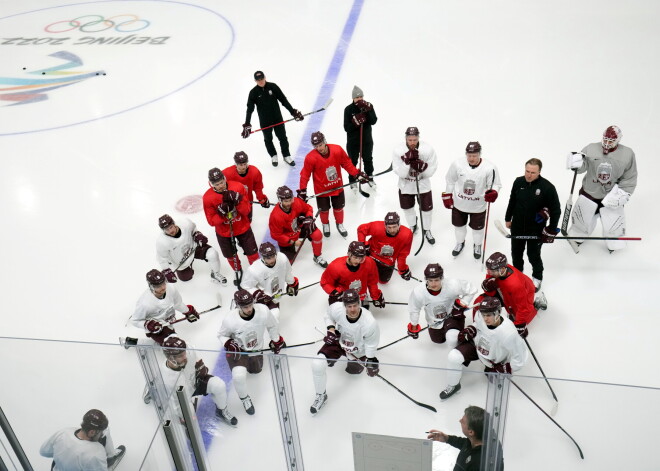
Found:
269,198 -> 314,247
357,221 -> 413,273
320,256 -> 381,301
482,265 -> 537,325
299,144 -> 359,197
222,165 -> 267,201
202,180 -> 251,237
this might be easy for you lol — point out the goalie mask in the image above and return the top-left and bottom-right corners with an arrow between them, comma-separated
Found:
601,126 -> 622,154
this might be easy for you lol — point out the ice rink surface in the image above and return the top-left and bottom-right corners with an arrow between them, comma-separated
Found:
1,0 -> 659,469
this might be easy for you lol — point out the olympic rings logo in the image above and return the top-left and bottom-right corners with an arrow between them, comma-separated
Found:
45,15 -> 150,33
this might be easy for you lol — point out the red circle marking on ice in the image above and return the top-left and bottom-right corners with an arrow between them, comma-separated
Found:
175,195 -> 203,214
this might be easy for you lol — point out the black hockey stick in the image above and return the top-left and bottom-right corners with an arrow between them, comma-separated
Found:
255,338 -> 323,353
414,174 -> 426,256
410,275 -> 423,283
481,169 -> 496,267
250,98 -> 333,134
251,200 -> 276,207
510,380 -> 584,459
494,220 -> 640,241
524,338 -> 559,415
366,300 -> 408,306
562,169 -> 580,253
273,280 -> 320,299
291,209 -> 322,265
377,326 -> 430,351
228,219 -> 242,287
170,305 -> 221,325
307,163 -> 393,201
347,352 -> 437,412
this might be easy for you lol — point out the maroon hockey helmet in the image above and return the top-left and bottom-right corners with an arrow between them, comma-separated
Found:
233,151 -> 249,164
158,214 -> 174,229
342,289 -> 360,305
424,263 -> 444,280
146,269 -> 165,286
405,126 -> 420,136
601,125 -> 622,153
310,131 -> 326,146
479,296 -> 502,314
81,409 -> 108,431
348,241 -> 367,257
276,186 -> 294,200
466,141 -> 482,154
259,242 -> 277,258
384,212 -> 401,226
234,289 -> 254,307
208,167 -> 225,183
485,252 -> 507,270
163,336 -> 187,356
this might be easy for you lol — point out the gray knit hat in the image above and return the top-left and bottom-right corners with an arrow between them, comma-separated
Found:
352,85 -> 364,99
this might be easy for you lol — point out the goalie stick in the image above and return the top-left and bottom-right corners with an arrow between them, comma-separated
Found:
562,169 -> 580,253
250,98 -> 334,134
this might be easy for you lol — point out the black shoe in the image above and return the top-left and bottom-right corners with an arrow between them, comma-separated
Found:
283,156 -> 295,166
452,242 -> 465,257
271,155 -> 278,167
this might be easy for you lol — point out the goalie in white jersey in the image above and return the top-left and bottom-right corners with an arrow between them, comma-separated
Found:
128,269 -> 199,345
566,125 -> 638,252
160,336 -> 238,427
217,289 -> 285,417
156,214 -> 227,285
241,242 -> 299,321
442,141 -> 502,259
439,296 -> 528,400
310,289 -> 380,415
407,263 -> 476,348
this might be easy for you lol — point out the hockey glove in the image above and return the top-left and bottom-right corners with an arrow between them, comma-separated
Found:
193,231 -> 208,246
365,357 -> 380,377
402,148 -> 419,164
224,339 -> 243,361
253,289 -> 273,305
162,268 -> 177,283
407,323 -> 421,339
185,305 -> 199,323
457,325 -> 477,343
355,171 -> 370,184
515,323 -> 529,338
144,319 -> 165,334
269,336 -> 286,354
296,188 -> 308,202
328,289 -> 342,305
195,359 -> 209,379
223,190 -> 241,206
481,277 -> 498,294
399,268 -> 412,281
484,189 -> 498,203
541,227 -> 560,244
300,216 -> 315,239
352,112 -> 367,127
441,192 -> 454,209
450,299 -> 469,318
489,362 -> 512,374
372,292 -> 386,309
409,159 -> 428,173
535,207 -> 550,224
218,202 -> 235,219
258,196 -> 270,208
356,99 -> 373,112
324,329 -> 340,346
286,277 -> 299,296
292,109 -> 304,121
241,123 -> 252,139
565,151 -> 584,170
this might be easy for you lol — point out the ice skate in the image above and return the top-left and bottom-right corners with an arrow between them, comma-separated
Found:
349,182 -> 357,192
283,155 -> 295,166
310,392 -> 327,415
322,224 -> 331,237
452,242 -> 465,257
211,271 -> 228,286
424,230 -> 435,244
336,223 -> 348,238
473,244 -> 482,259
271,155 -> 279,167
534,291 -> 547,311
410,224 -> 418,234
240,395 -> 255,415
314,255 -> 328,268
216,406 -> 238,426
107,445 -> 126,470
532,277 -> 542,293
367,179 -> 376,189
439,383 -> 461,400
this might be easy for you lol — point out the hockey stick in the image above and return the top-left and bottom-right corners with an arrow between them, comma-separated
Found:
366,300 -> 408,306
255,338 -> 323,353
250,98 -> 333,134
510,380 -> 584,459
481,169 -> 496,268
414,174 -> 426,256
228,219 -> 242,287
494,220 -> 640,241
291,209 -> 322,265
273,280 -> 320,299
170,305 -> 221,325
377,326 -> 430,351
307,163 -> 393,201
561,169 -> 578,236
356,124 -> 370,198
250,200 -> 275,207
524,337 -> 559,415
410,275 -> 423,283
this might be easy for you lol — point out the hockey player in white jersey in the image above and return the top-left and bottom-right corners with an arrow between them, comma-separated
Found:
156,214 -> 227,285
40,409 -> 125,471
160,336 -> 238,426
128,269 -> 198,345
392,126 -> 438,243
407,263 -> 476,348
310,289 -> 380,415
217,289 -> 285,416
566,125 -> 638,252
442,141 -> 502,258
241,242 -> 299,321
439,296 -> 528,400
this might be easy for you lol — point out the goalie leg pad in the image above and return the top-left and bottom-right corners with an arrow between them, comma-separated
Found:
569,195 -> 599,240
600,206 -> 626,251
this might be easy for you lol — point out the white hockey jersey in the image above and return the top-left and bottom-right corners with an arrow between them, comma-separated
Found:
40,427 -> 107,471
217,304 -> 279,351
156,218 -> 198,271
324,303 -> 380,358
241,253 -> 294,303
392,141 -> 438,195
473,311 -> 528,371
408,278 -> 476,327
131,286 -> 187,329
445,158 -> 502,213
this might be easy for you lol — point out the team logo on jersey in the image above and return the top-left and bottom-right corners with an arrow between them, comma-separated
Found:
477,337 -> 490,356
268,90 -> 273,95
596,162 -> 613,184
463,179 -> 476,196
379,245 -> 394,257
292,217 -> 300,232
326,166 -> 338,182
341,334 -> 358,353
270,277 -> 279,293
245,331 -> 259,350
535,189 -> 540,196
432,305 -> 448,321
349,280 -> 362,291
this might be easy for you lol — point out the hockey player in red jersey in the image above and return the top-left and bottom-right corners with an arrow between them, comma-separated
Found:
298,131 -> 370,238
203,167 -> 259,285
223,151 -> 269,222
268,186 -> 327,267
357,211 -> 413,284
479,252 -> 546,338
320,241 -> 384,308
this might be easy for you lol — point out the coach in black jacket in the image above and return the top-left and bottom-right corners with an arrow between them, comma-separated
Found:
343,85 -> 378,185
504,158 -> 560,291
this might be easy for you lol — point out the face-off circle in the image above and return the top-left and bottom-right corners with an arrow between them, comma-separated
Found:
175,195 -> 203,214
